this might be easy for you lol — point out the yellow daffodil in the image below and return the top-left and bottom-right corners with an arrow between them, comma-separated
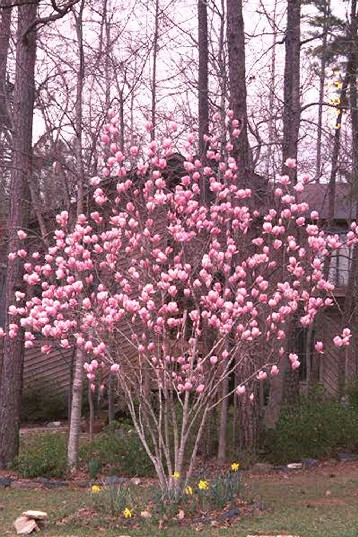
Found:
231,462 -> 240,472
185,485 -> 193,495
198,479 -> 209,490
123,507 -> 132,518
91,484 -> 101,493
173,471 -> 180,479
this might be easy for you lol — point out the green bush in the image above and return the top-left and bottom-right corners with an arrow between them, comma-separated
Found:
263,390 -> 358,463
80,423 -> 155,477
11,432 -> 67,478
346,376 -> 358,409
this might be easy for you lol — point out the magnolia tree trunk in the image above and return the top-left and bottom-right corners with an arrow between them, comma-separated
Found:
0,1 -> 37,467
67,348 -> 85,469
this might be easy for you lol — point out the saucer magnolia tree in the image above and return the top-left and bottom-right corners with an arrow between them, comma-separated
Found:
4,112 -> 356,493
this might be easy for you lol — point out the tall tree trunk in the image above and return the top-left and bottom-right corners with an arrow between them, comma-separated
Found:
198,0 -> 209,160
265,0 -> 302,431
150,0 -> 160,141
282,0 -> 301,181
0,0 -> 12,133
67,0 -> 86,471
226,0 -> 252,185
0,0 -> 37,467
315,0 -> 330,182
341,0 -> 358,398
325,69 -> 350,230
67,348 -> 85,468
217,375 -> 229,462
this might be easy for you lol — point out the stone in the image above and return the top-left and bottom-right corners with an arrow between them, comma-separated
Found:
287,463 -> 303,470
221,507 -> 240,520
302,458 -> 319,468
47,421 -> 62,428
22,511 -> 48,520
34,477 -> 49,484
337,452 -> 358,462
44,480 -> 69,489
14,516 -> 38,535
104,475 -> 125,485
11,481 -> 41,490
0,476 -> 12,487
249,463 -> 274,474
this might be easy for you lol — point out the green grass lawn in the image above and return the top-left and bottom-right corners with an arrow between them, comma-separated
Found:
1,462 -> 358,537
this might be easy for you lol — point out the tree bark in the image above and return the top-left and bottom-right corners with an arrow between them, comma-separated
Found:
282,0 -> 301,181
0,0 -> 12,133
0,0 -> 37,467
67,348 -> 85,469
67,0 -> 86,471
198,0 -> 209,161
226,0 -> 252,184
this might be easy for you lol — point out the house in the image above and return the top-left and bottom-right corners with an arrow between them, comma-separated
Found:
296,183 -> 358,397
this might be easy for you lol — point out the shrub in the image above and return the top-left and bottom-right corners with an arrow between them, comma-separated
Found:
80,423 -> 154,477
263,389 -> 358,463
11,432 -> 67,478
346,376 -> 358,409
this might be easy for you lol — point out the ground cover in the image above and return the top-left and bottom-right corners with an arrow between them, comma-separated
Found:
1,461 -> 358,537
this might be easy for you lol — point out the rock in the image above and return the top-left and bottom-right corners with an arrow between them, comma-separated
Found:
14,516 -> 38,535
104,475 -> 125,485
11,482 -> 42,490
249,463 -> 274,474
22,511 -> 48,520
287,463 -> 303,470
0,476 -> 12,487
131,477 -> 141,485
337,452 -> 358,462
302,458 -> 319,468
14,511 -> 47,534
34,477 -> 49,484
47,421 -> 62,428
273,465 -> 289,473
140,510 -> 152,519
44,480 -> 69,489
76,480 -> 91,488
221,507 -> 240,520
